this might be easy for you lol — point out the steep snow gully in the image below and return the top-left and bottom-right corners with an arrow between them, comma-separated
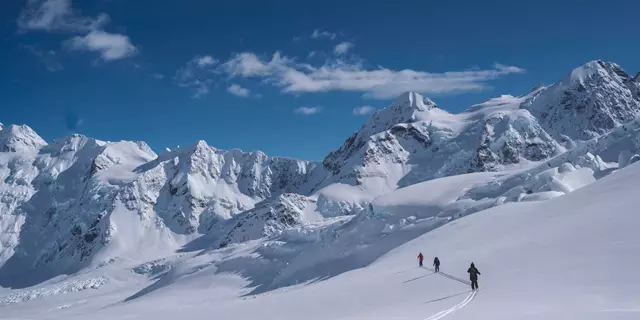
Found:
1,60 -> 640,319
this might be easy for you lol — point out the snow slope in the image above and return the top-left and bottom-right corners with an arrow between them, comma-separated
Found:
2,146 -> 638,320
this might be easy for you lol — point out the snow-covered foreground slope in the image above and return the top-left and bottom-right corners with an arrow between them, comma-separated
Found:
2,151 -> 639,319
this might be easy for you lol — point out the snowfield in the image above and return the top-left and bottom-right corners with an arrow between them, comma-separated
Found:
1,59 -> 639,319
0,158 -> 638,319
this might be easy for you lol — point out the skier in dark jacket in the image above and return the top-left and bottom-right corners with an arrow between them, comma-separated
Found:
433,257 -> 440,273
417,252 -> 424,267
467,263 -> 481,290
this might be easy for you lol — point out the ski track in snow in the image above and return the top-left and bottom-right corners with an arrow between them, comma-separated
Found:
419,267 -> 476,320
424,290 -> 477,320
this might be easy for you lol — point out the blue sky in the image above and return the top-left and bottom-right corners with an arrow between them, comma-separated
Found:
1,0 -> 639,160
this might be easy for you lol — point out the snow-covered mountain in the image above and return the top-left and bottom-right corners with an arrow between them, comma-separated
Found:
322,89 -> 562,192
0,124 -> 47,152
323,60 -> 640,193
0,135 -> 324,287
521,60 -> 640,145
1,59 -> 639,290
120,140 -> 324,235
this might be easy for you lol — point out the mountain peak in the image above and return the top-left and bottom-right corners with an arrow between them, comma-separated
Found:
192,139 -> 210,150
0,124 -> 47,152
392,91 -> 437,112
561,60 -> 629,87
522,60 -> 640,142
41,133 -> 104,155
187,140 -> 214,157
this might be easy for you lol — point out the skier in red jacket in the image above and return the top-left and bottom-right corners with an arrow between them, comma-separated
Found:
417,252 -> 424,267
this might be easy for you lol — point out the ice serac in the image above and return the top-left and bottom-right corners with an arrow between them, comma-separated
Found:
521,60 -> 640,145
0,124 -> 47,152
210,193 -> 313,249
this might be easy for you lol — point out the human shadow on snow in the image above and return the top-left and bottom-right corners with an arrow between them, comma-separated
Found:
212,215 -> 448,297
422,267 -> 471,286
423,291 -> 469,304
125,214 -> 449,301
402,272 -> 435,283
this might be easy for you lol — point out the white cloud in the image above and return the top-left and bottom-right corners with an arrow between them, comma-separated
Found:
310,29 -> 336,40
152,73 -> 166,80
175,49 -> 525,100
195,55 -> 216,67
174,54 -> 219,98
353,105 -> 377,116
221,52 -> 291,78
218,51 -> 525,99
493,63 -> 526,74
294,106 -> 322,115
66,30 -> 137,61
227,84 -> 250,97
334,41 -> 353,55
18,0 -> 138,62
18,0 -> 109,33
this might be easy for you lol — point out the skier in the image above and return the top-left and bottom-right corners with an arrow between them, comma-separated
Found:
467,262 -> 481,291
417,252 -> 424,267
433,257 -> 440,273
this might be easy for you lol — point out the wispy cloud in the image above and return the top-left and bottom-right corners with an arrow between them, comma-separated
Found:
220,52 -> 290,78
18,0 -> 137,62
173,48 -> 525,100
217,51 -> 526,99
174,55 -> 218,98
152,73 -> 165,80
18,0 -> 109,33
493,63 -> 526,74
310,29 -> 337,40
294,106 -> 322,115
23,44 -> 63,71
353,105 -> 377,116
227,84 -> 250,97
195,55 -> 216,68
66,30 -> 137,61
334,41 -> 353,55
